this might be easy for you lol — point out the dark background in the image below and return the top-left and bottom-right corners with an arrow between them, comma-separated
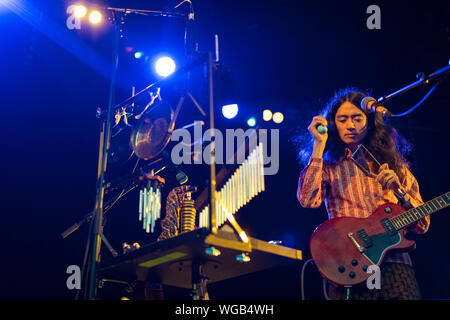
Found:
1,0 -> 449,300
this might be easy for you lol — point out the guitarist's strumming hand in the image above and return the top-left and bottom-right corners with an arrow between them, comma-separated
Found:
376,163 -> 401,193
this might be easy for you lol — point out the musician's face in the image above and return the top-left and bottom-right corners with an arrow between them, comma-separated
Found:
335,101 -> 368,151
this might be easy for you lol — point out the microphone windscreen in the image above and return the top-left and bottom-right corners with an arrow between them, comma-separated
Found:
361,96 -> 377,113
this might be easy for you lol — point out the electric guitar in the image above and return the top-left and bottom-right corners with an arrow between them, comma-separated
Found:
309,191 -> 450,287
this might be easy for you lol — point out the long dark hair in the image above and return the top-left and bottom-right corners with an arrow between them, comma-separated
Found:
294,87 -> 411,181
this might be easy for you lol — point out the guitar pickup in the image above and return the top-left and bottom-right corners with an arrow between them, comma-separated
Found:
381,218 -> 397,236
356,229 -> 373,248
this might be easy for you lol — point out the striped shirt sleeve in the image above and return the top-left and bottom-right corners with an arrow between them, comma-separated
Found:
297,157 -> 329,208
402,167 -> 430,234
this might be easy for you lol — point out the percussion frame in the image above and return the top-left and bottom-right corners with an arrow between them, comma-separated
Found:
78,7 -> 218,300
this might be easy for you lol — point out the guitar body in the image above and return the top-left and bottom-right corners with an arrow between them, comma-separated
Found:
310,203 -> 416,287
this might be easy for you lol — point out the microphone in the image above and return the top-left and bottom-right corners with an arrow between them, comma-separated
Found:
361,96 -> 393,118
161,151 -> 188,185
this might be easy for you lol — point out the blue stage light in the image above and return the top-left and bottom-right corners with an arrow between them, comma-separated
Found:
222,103 -> 239,119
134,51 -> 143,59
247,117 -> 256,127
155,56 -> 176,77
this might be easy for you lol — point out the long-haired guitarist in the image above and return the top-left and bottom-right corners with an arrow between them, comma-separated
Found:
296,88 -> 430,300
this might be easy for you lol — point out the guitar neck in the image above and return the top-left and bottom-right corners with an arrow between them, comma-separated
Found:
390,192 -> 450,230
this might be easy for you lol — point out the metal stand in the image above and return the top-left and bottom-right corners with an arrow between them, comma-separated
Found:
190,251 -> 210,300
84,10 -> 123,300
377,61 -> 450,105
67,3 -> 217,300
207,52 -> 218,235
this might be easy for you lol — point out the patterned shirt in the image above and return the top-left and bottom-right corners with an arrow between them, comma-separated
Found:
297,157 -> 430,265
158,185 -> 193,241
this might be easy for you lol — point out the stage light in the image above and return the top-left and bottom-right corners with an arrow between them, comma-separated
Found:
221,104 -> 238,119
88,10 -> 102,24
73,5 -> 87,18
263,109 -> 272,121
273,112 -> 284,124
134,51 -> 144,59
155,56 -> 176,77
247,117 -> 256,127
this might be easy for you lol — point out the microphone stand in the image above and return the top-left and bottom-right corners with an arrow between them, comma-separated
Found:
377,60 -> 450,104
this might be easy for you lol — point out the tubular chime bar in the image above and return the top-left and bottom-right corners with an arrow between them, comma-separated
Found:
139,175 -> 163,233
198,142 -> 265,229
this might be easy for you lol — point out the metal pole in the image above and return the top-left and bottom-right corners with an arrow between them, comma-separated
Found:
378,63 -> 450,103
207,52 -> 217,234
87,13 -> 121,300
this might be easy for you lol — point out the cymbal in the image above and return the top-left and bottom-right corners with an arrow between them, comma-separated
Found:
131,101 -> 173,160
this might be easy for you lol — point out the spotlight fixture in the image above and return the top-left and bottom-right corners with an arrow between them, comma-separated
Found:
154,56 -> 176,77
272,112 -> 284,124
66,4 -> 104,28
222,103 -> 239,119
134,51 -> 144,59
88,10 -> 102,24
263,109 -> 272,121
73,5 -> 87,18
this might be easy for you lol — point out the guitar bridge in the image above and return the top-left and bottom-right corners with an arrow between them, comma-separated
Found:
348,232 -> 365,253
